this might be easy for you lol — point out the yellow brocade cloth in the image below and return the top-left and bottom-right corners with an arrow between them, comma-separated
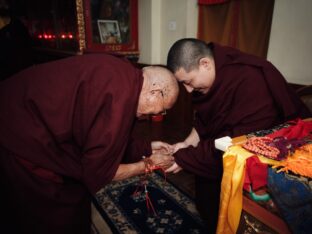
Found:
216,145 -> 279,234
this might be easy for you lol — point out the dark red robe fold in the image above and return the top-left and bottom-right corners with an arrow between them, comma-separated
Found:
123,136 -> 153,163
0,54 -> 150,234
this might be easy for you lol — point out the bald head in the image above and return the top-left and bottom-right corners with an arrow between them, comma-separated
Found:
142,66 -> 179,106
137,66 -> 179,117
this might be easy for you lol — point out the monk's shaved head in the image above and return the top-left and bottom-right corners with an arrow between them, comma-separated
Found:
137,66 -> 179,116
167,38 -> 213,73
142,66 -> 179,107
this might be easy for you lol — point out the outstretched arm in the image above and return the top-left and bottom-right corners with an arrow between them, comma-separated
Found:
173,128 -> 200,153
112,161 -> 145,181
160,129 -> 200,174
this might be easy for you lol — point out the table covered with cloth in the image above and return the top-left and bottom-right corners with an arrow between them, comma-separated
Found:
216,119 -> 312,234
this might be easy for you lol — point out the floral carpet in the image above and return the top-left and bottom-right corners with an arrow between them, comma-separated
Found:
91,172 -> 206,234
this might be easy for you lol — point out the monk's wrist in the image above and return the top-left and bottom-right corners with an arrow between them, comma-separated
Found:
136,160 -> 146,174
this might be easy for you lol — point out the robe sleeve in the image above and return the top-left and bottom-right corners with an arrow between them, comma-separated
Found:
174,139 -> 223,179
123,137 -> 152,163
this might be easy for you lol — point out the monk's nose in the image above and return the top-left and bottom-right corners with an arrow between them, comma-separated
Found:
184,84 -> 194,93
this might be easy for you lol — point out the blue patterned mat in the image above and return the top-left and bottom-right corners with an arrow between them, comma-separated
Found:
92,173 -> 206,234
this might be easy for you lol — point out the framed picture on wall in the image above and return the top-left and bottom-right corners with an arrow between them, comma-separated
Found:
83,0 -> 139,60
97,20 -> 122,44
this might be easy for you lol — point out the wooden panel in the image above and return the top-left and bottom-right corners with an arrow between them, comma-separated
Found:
237,210 -> 278,234
242,196 -> 291,234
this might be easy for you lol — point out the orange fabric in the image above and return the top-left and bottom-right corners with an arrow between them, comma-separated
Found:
198,3 -> 234,45
217,145 -> 254,234
273,144 -> 312,178
198,0 -> 274,58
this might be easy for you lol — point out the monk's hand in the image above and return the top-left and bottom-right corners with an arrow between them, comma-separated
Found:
165,162 -> 182,174
151,141 -> 174,155
172,141 -> 189,153
149,153 -> 174,169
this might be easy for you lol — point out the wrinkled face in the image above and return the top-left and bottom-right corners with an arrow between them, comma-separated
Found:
136,90 -> 167,117
174,58 -> 215,94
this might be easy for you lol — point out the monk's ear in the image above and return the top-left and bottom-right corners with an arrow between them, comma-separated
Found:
199,57 -> 211,69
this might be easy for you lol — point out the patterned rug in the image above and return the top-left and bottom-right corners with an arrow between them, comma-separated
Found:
91,172 -> 206,234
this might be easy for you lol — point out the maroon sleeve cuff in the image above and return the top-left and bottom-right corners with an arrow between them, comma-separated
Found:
123,137 -> 152,163
174,140 -> 223,180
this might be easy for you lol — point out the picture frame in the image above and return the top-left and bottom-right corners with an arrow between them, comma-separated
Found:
83,0 -> 139,59
97,20 -> 122,44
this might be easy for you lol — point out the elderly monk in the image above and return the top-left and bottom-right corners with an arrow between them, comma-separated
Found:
0,53 -> 179,234
165,38 -> 311,233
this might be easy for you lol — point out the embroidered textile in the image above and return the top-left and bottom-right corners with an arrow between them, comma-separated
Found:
268,168 -> 312,234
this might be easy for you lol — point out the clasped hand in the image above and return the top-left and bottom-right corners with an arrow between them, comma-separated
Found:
149,141 -> 184,173
149,141 -> 174,169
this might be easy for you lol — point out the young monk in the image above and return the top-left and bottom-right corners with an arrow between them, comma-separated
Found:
166,38 -> 311,233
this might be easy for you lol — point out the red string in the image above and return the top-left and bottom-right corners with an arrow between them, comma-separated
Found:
132,163 -> 167,216
145,186 -> 157,216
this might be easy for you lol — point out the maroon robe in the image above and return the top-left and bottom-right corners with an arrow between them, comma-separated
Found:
0,54 -> 151,234
173,43 -> 311,233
